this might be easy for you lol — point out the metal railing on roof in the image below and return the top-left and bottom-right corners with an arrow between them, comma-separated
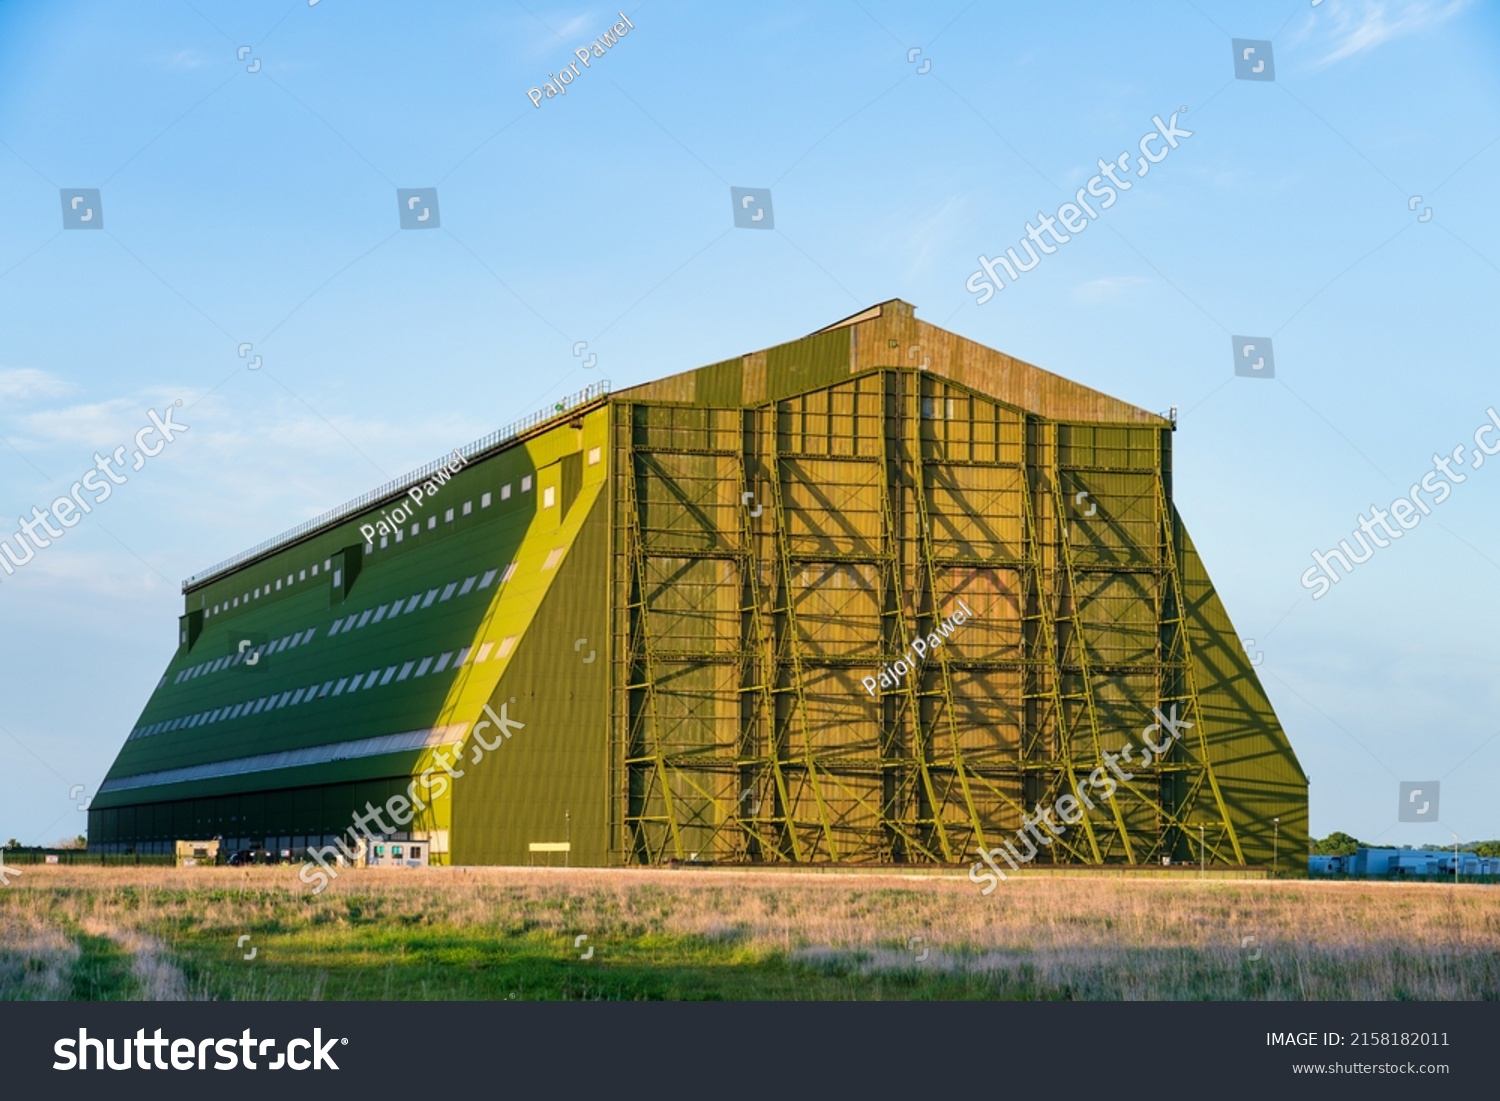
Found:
182,381 -> 612,592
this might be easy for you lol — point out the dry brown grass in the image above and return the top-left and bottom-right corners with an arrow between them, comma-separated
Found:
3,865 -> 1498,1000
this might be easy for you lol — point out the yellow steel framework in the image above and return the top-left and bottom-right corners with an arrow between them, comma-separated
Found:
612,366 -> 1249,866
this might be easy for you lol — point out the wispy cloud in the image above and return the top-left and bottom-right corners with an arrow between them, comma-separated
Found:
1070,276 -> 1152,305
0,368 -> 74,403
1306,0 -> 1474,68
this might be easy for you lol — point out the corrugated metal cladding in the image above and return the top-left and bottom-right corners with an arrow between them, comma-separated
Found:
94,300 -> 1305,869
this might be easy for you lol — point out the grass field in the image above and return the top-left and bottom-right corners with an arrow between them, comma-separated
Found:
2,865 -> 1497,1001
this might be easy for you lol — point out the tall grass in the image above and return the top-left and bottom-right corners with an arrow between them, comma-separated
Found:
2,866 -> 1496,1001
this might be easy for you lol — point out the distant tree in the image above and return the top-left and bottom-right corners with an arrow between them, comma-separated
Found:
3,838 -> 18,850
1465,840 -> 1500,857
54,835 -> 87,850
1312,831 -> 1362,856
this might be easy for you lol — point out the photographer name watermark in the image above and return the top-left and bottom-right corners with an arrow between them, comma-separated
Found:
526,12 -> 634,108
862,599 -> 973,696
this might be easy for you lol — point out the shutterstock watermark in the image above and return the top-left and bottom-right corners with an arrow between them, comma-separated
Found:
965,109 -> 1193,304
299,701 -> 524,893
968,705 -> 1194,893
0,403 -> 188,584
1301,407 -> 1500,599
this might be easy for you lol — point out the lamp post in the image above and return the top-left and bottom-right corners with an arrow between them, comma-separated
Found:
1199,824 -> 1205,878
565,810 -> 571,868
1273,817 -> 1279,878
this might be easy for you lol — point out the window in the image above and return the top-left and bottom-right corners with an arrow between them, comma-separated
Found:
444,508 -> 454,522
501,484 -> 511,500
395,528 -> 403,542
421,588 -> 439,608
542,486 -> 556,508
500,563 -> 517,583
356,609 -> 373,627
276,579 -> 282,590
542,547 -> 564,570
434,652 -> 454,673
286,574 -> 293,586
587,446 -> 601,465
462,501 -> 472,515
397,661 -> 415,681
458,575 -> 476,595
481,492 -> 492,508
454,646 -> 472,666
311,564 -> 319,576
392,846 -> 402,858
232,597 -> 239,608
411,523 -> 418,535
332,568 -> 342,587
411,847 -> 421,859
521,475 -> 533,492
380,536 -> 388,549
497,636 -> 518,658
440,582 -> 457,601
428,516 -> 437,530
372,605 -> 387,624
478,568 -> 498,589
379,666 -> 398,685
324,559 -> 331,571
414,656 -> 434,677
299,570 -> 306,581
474,642 -> 494,662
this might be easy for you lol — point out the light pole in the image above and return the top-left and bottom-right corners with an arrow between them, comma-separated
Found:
1273,817 -> 1279,878
1199,824 -> 1205,878
1454,833 -> 1459,886
565,810 -> 571,868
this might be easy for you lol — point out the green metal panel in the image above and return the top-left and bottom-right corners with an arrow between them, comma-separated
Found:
451,486 -> 612,865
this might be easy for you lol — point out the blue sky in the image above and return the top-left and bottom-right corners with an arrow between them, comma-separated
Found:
1,0 -> 1496,852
